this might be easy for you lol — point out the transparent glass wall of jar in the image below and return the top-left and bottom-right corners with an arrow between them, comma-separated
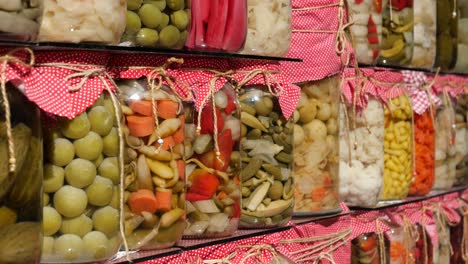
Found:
452,1 -> 468,73
239,0 -> 292,57
41,92 -> 122,263
0,0 -> 42,40
410,0 -> 436,69
238,86 -> 294,228
454,94 -> 467,185
0,84 -> 42,264
293,77 -> 341,215
117,80 -> 186,250
38,0 -> 126,44
435,0 -> 458,71
122,0 -> 190,49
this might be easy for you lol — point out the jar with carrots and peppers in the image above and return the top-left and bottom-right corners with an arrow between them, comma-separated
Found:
293,77 -> 341,215
185,0 -> 248,53
377,0 -> 414,67
117,80 -> 187,250
42,92 -> 122,263
435,0 -> 458,71
414,224 -> 433,264
351,232 -> 387,264
381,94 -> 414,200
183,85 -> 241,238
238,86 -> 294,228
348,0 -> 385,65
387,225 -> 417,264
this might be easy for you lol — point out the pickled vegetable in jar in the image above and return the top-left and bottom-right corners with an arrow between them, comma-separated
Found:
186,0 -> 247,52
117,80 -> 186,250
414,224 -> 433,264
377,0 -> 414,67
452,0 -> 468,73
433,211 -> 451,263
239,0 -> 292,57
381,95 -> 413,200
410,0 -> 436,69
454,94 -> 468,185
433,94 -> 457,190
41,92 -> 122,263
435,0 -> 458,71
339,98 -> 384,207
238,86 -> 293,228
183,85 -> 241,238
0,0 -> 42,41
38,0 -> 126,44
0,84 -> 42,264
351,233 -> 386,264
293,77 -> 340,215
408,109 -> 435,196
388,225 -> 416,264
348,0 -> 385,64
121,0 -> 190,49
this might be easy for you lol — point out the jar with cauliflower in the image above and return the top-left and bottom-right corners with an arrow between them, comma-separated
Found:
339,98 -> 384,208
0,0 -> 42,41
435,0 -> 458,71
293,77 -> 341,215
377,0 -> 414,67
38,0 -> 126,44
381,95 -> 413,200
433,94 -> 457,190
239,0 -> 292,57
238,86 -> 294,228
348,0 -> 384,65
454,94 -> 468,185
0,84 -> 42,264
183,85 -> 241,238
121,0 -> 190,49
117,80 -> 186,250
41,92 -> 122,263
409,0 -> 436,69
452,0 -> 468,73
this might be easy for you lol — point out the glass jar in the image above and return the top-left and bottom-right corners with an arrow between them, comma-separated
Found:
434,211 -> 451,263
121,0 -> 190,49
434,94 -> 457,190
453,0 -> 468,73
293,77 -> 340,215
381,95 -> 413,200
351,233 -> 385,264
117,80 -> 186,250
239,0 -> 292,57
348,0 -> 385,65
339,98 -> 385,207
410,0 -> 437,69
185,0 -> 247,52
41,92 -> 122,263
0,0 -> 42,41
377,0 -> 414,67
183,85 -> 241,238
38,0 -> 126,44
454,94 -> 468,185
388,225 -> 417,264
409,109 -> 435,196
414,224 -> 433,264
449,211 -> 464,264
435,0 -> 458,71
0,83 -> 42,264
238,86 -> 293,228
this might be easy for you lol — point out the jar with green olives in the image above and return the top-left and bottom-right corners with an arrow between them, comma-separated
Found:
41,92 -> 122,263
183,85 -> 241,238
117,79 -> 186,250
293,77 -> 341,215
0,83 -> 42,264
435,0 -> 458,71
238,86 -> 294,228
38,0 -> 126,44
122,0 -> 190,49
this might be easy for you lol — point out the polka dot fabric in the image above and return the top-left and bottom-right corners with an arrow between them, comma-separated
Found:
230,60 -> 301,119
0,48 -> 34,85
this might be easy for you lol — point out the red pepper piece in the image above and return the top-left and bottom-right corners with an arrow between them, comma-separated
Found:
187,169 -> 220,201
199,129 -> 234,172
222,0 -> 247,52
355,0 -> 364,3
199,103 -> 225,135
373,0 -> 382,13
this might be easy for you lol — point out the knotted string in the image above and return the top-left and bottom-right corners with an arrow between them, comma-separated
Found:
375,218 -> 388,264
203,251 -> 237,264
0,48 -> 35,174
37,62 -> 131,262
235,69 -> 283,97
398,214 -> 418,264
238,244 -> 280,264
459,199 -> 468,261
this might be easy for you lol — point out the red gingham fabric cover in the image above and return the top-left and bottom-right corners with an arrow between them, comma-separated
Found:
402,70 -> 441,115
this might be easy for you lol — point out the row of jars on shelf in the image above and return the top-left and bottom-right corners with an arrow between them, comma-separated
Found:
0,0 -> 292,57
0,75 -> 466,263
349,0 -> 468,72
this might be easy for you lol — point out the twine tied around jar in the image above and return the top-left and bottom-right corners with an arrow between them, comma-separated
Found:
36,62 -> 131,261
279,228 -> 351,263
237,244 -> 281,264
0,47 -> 35,174
458,198 -> 468,261
202,252 -> 237,264
430,202 -> 455,257
235,69 -> 283,98
398,214 -> 418,264
375,218 -> 388,264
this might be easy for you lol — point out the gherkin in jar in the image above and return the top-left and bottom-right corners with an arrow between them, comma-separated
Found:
0,83 -> 42,264
238,86 -> 294,228
41,92 -> 122,263
122,0 -> 190,49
